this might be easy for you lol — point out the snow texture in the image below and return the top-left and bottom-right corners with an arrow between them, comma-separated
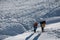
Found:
0,0 -> 60,40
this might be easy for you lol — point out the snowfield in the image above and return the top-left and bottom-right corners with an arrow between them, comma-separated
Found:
0,0 -> 60,40
4,22 -> 60,40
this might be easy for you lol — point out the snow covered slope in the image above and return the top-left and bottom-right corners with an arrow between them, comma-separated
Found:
4,22 -> 60,40
0,0 -> 60,40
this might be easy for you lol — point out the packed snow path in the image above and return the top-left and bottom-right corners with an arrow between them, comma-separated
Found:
4,22 -> 60,40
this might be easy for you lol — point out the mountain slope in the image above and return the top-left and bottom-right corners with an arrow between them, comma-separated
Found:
0,0 -> 60,40
3,22 -> 60,40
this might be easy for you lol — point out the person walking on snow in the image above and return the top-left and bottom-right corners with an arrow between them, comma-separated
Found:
40,21 -> 46,32
40,18 -> 46,32
33,22 -> 38,33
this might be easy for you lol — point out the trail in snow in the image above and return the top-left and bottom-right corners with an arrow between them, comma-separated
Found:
26,33 -> 40,40
4,22 -> 60,40
25,33 -> 34,40
33,33 -> 41,40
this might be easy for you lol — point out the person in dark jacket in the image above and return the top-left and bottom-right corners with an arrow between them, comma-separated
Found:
40,21 -> 46,32
33,22 -> 38,33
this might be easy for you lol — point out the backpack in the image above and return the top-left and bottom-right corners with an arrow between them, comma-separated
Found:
40,21 -> 46,27
34,22 -> 38,27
